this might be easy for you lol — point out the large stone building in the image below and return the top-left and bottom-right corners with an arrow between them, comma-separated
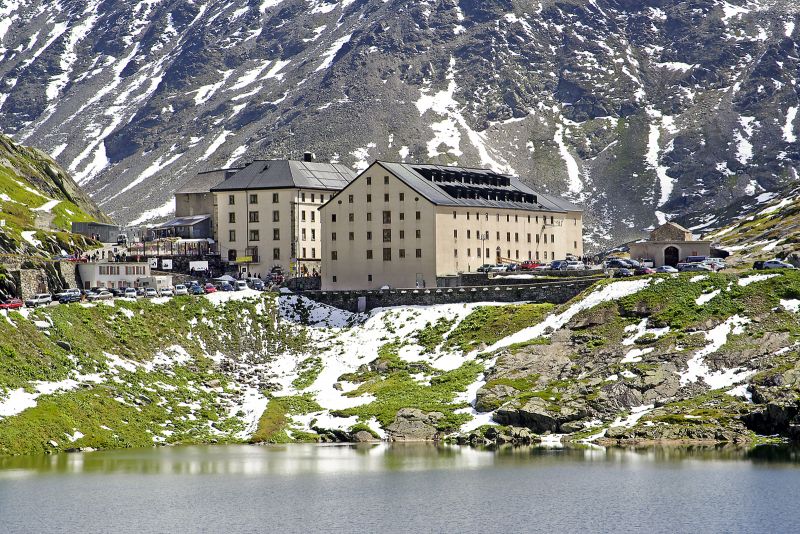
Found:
320,162 -> 584,290
211,158 -> 356,277
628,222 -> 711,267
172,168 -> 240,240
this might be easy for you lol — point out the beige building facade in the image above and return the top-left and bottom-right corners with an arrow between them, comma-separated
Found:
320,162 -> 584,290
211,160 -> 355,277
629,222 -> 711,267
174,168 -> 240,241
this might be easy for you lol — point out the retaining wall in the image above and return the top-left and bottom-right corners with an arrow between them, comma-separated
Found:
303,278 -> 599,313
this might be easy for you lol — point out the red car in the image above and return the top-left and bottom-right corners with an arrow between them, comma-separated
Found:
0,298 -> 23,310
204,283 -> 217,294
520,260 -> 542,271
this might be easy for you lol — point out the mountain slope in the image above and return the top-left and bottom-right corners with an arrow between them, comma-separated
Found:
0,0 -> 799,246
0,132 -> 109,256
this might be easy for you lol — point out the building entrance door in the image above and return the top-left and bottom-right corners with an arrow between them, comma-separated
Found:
664,246 -> 680,267
416,273 -> 424,288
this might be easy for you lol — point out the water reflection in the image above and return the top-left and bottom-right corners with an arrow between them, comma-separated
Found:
1,443 -> 798,478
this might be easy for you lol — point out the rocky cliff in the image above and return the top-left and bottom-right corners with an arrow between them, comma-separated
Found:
0,0 -> 798,245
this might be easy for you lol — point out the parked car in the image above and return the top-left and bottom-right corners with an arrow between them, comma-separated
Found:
655,265 -> 679,273
190,284 -> 205,295
677,263 -> 713,272
477,264 -> 494,273
124,288 -> 138,299
686,256 -> 708,264
614,268 -> 634,278
25,293 -> 52,307
59,293 -> 82,304
235,280 -> 248,291
144,288 -> 158,298
174,284 -> 188,296
159,287 -> 174,297
704,258 -> 727,271
634,267 -> 656,276
136,287 -> 146,297
87,291 -> 113,301
110,287 -> 127,297
520,260 -> 541,271
533,265 -> 551,271
218,282 -> 234,292
550,260 -> 567,270
753,261 -> 765,270
605,258 -> 632,269
763,260 -> 795,270
204,283 -> 217,294
249,279 -> 265,291
626,259 -> 642,268
0,298 -> 23,310
487,264 -> 506,273
564,261 -> 586,271
55,288 -> 81,300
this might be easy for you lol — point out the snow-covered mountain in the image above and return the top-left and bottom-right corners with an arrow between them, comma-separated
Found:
1,0 -> 798,246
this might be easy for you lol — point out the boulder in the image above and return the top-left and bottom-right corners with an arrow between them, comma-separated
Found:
475,384 -> 518,412
494,397 -> 588,434
386,408 -> 443,441
597,382 -> 644,411
352,430 -> 377,443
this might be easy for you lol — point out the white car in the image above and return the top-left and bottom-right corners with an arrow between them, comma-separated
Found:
25,293 -> 52,307
55,288 -> 81,299
124,288 -> 138,298
564,261 -> 586,271
174,284 -> 188,296
159,287 -> 174,297
763,260 -> 795,270
235,280 -> 248,291
87,291 -> 113,301
655,265 -> 679,273
489,264 -> 508,273
144,288 -> 158,298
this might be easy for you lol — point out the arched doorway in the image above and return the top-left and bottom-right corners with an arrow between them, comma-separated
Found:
664,246 -> 680,267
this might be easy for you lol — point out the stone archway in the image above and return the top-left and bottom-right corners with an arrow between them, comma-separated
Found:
664,246 -> 680,267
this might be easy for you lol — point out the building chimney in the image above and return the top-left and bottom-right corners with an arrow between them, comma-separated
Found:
303,152 -> 314,162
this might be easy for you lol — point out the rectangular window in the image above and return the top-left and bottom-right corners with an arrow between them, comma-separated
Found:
399,249 -> 406,258
454,249 -> 458,257
321,194 -> 325,203
332,214 -> 337,223
332,275 -> 337,283
551,216 -> 555,225
249,211 -> 259,223
228,250 -> 237,262
415,248 -> 422,258
301,192 -> 306,202
383,211 -> 391,224
467,212 -> 470,220
332,232 -> 337,241
311,229 -> 316,241
273,248 -> 280,260
249,194 -> 258,204
367,212 -> 372,222
536,234 -> 540,244
229,212 -> 236,223
544,251 -> 548,259
477,248 -> 481,258
399,230 -> 405,239
311,211 -> 315,222
349,232 -> 354,240
496,231 -> 500,240
383,229 -> 392,242
228,195 -> 235,205
399,212 -> 405,221
454,229 -> 458,238
384,176 -> 389,185
453,211 -> 457,219
302,229 -> 307,241
229,230 -> 236,242
383,248 -> 392,261
515,233 -> 519,242
311,247 -> 315,258
367,249 -> 373,260
273,228 -> 280,240
574,240 -> 578,249
272,193 -> 279,203
367,231 -> 372,240
527,233 -> 531,243
384,193 -> 389,202
507,215 -> 510,222
311,193 -> 315,202
415,211 -> 421,220
366,176 -> 372,185
368,274 -> 373,282
415,229 -> 421,239
301,210 -> 306,222
466,230 -> 470,239
399,193 -> 405,201
551,234 -> 555,243
272,210 -> 280,222
515,215 -> 518,222
366,194 -> 372,203
331,251 -> 338,261
506,232 -> 511,242
249,230 -> 260,241
348,194 -> 354,203
349,213 -> 354,222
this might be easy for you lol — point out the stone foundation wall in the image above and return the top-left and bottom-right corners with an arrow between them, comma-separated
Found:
455,270 -> 606,287
303,279 -> 598,313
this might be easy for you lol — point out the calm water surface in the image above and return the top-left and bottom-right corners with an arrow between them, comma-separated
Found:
1,443 -> 799,533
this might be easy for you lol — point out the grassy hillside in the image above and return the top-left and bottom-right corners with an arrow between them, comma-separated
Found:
0,133 -> 109,257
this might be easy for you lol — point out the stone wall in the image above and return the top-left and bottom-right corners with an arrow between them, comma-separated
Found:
303,279 -> 598,313
286,276 -> 321,291
455,270 -> 606,287
58,261 -> 80,289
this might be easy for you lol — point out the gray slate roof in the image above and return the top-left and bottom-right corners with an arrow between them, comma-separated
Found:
176,168 -> 240,194
210,160 -> 356,192
378,162 -> 582,213
153,215 -> 211,229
